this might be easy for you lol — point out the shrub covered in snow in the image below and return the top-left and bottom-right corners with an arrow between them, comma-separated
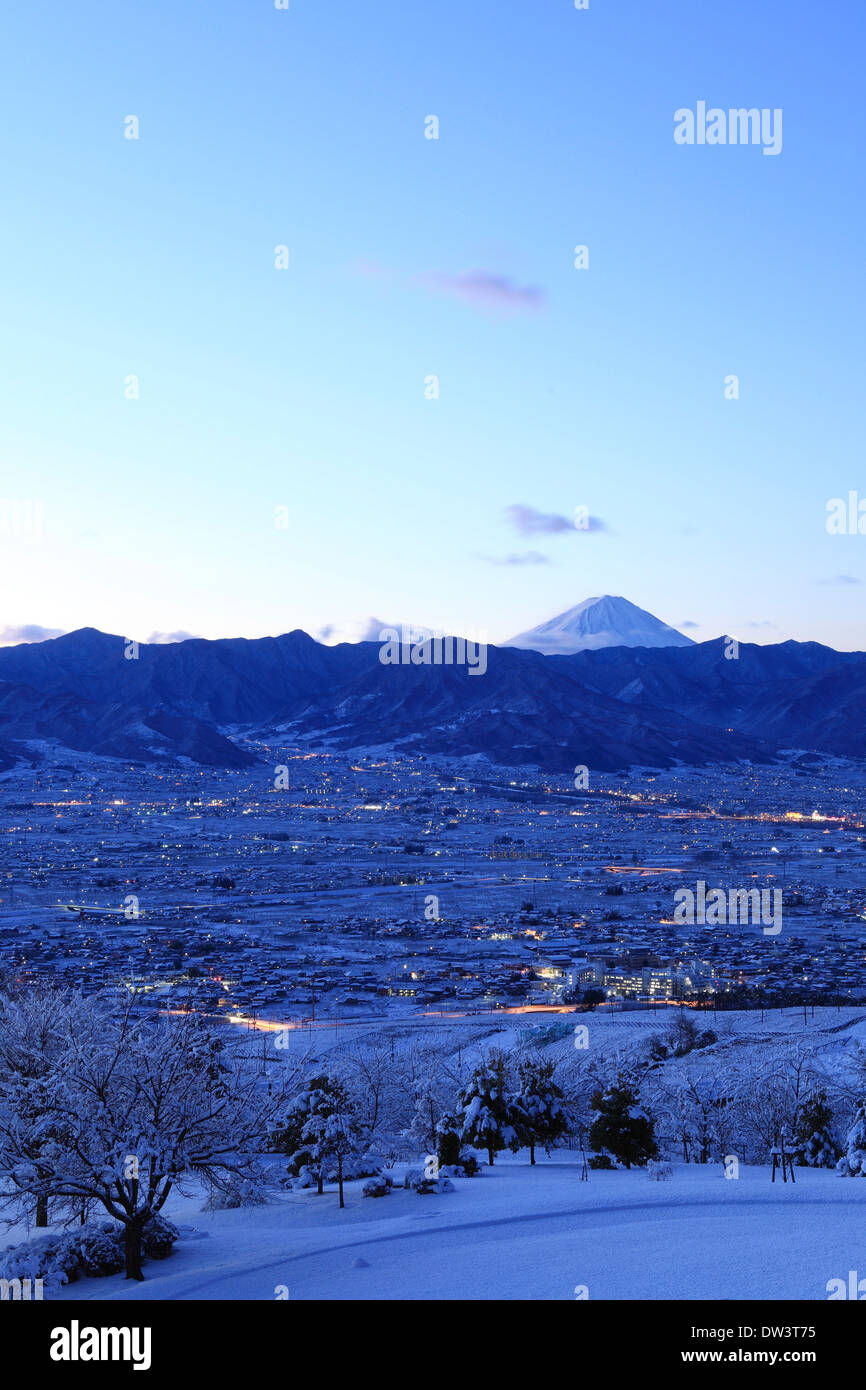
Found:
73,1223 -> 125,1277
362,1177 -> 389,1198
837,1105 -> 866,1176
646,1160 -> 673,1182
142,1214 -> 180,1259
411,1175 -> 455,1195
438,1159 -> 478,1179
0,1230 -> 79,1292
0,1215 -> 179,1289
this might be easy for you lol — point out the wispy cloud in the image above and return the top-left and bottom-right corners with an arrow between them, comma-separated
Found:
746,620 -> 777,629
506,503 -> 606,536
415,270 -> 544,315
0,623 -> 66,646
352,259 -> 545,316
318,618 -> 392,645
479,551 -> 552,567
680,620 -> 700,629
817,574 -> 861,586
146,630 -> 199,644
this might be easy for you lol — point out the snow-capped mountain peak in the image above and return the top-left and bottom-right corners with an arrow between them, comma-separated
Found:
504,595 -> 695,655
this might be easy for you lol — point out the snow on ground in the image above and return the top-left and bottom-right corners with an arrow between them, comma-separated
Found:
43,1157 -> 866,1302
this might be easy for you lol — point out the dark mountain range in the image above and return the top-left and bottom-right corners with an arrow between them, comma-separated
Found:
556,639 -> 866,757
0,626 -> 861,773
0,673 -> 256,768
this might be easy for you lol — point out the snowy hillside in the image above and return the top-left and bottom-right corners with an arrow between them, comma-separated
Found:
42,1159 -> 866,1302
6,1003 -> 866,1302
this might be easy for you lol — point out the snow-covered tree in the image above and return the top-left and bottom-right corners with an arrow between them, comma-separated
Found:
0,988 -> 100,1229
589,1079 -> 658,1169
0,995 -> 287,1279
513,1056 -> 567,1165
794,1090 -> 839,1168
393,1038 -> 465,1146
406,1091 -> 440,1158
650,1068 -> 734,1165
838,1104 -> 866,1177
344,1042 -> 396,1136
318,1110 -> 363,1209
283,1074 -> 362,1204
435,1109 -> 462,1169
458,1052 -> 518,1167
732,1045 -> 818,1163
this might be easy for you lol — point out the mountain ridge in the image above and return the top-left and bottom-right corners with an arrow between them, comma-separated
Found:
0,624 -> 863,773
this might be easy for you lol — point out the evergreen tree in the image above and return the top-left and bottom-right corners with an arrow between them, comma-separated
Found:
458,1052 -> 518,1167
285,1074 -> 361,1202
271,1083 -> 314,1160
317,1109 -> 362,1209
589,1079 -> 658,1169
513,1056 -> 567,1164
435,1110 -> 462,1169
838,1104 -> 866,1177
794,1090 -> 838,1168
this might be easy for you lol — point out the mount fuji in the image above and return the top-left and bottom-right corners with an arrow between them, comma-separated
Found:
504,595 -> 696,656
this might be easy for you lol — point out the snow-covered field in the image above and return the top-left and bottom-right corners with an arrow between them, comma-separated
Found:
44,1157 -> 866,1302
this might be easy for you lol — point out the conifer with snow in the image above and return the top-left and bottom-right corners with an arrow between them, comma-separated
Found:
794,1091 -> 839,1168
458,1052 -> 518,1167
283,1074 -> 362,1205
589,1079 -> 658,1170
435,1109 -> 462,1169
513,1055 -> 567,1164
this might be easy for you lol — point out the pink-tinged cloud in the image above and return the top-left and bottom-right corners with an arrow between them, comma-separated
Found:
351,260 -> 545,315
416,270 -> 544,314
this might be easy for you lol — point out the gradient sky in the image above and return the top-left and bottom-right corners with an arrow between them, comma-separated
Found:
1,0 -> 864,649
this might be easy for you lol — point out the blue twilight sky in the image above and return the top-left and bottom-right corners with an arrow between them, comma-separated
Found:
0,0 -> 864,649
